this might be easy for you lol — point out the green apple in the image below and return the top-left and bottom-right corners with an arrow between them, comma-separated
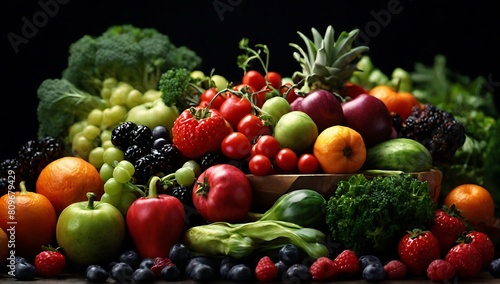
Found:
126,99 -> 179,133
273,111 -> 318,153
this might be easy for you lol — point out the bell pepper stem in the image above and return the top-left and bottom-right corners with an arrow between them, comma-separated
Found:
147,176 -> 161,198
19,181 -> 28,194
86,192 -> 96,210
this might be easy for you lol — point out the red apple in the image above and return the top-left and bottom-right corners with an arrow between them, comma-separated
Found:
341,93 -> 393,147
290,89 -> 344,132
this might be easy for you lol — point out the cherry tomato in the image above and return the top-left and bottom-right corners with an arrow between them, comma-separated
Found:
242,70 -> 266,91
218,95 -> 253,130
253,135 -> 280,160
297,153 -> 319,174
221,132 -> 252,160
200,87 -> 225,110
237,114 -> 271,143
265,71 -> 282,90
275,148 -> 298,173
248,154 -> 272,176
280,82 -> 300,104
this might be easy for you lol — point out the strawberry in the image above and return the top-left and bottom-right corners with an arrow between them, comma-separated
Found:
383,259 -> 407,280
309,256 -> 338,281
429,204 -> 467,255
332,249 -> 359,278
466,231 -> 495,268
426,259 -> 456,281
445,240 -> 482,278
254,256 -> 278,282
34,247 -> 66,278
397,228 -> 440,276
172,106 -> 233,159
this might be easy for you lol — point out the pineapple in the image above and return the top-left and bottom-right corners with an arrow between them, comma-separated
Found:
290,25 -> 369,94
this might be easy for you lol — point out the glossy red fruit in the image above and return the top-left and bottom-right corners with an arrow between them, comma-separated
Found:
255,256 -> 278,282
309,256 -> 338,281
383,259 -> 407,280
34,249 -> 66,277
429,204 -> 467,255
445,241 -> 482,278
426,259 -> 456,281
398,229 -> 440,276
467,231 -> 495,268
332,249 -> 359,278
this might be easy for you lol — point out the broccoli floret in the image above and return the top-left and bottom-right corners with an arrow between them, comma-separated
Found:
36,78 -> 107,141
158,67 -> 204,111
400,103 -> 467,164
325,174 -> 435,255
62,24 -> 202,96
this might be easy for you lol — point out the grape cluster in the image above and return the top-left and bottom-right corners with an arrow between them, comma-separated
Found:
0,136 -> 64,194
111,122 -> 185,185
100,159 -> 141,215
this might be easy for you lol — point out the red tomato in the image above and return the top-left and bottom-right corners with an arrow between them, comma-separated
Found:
233,83 -> 257,95
280,83 -> 299,104
237,114 -> 271,142
297,153 -> 319,174
242,70 -> 266,91
192,164 -> 252,222
253,135 -> 280,160
221,132 -> 252,160
218,95 -> 253,130
200,87 -> 226,110
248,154 -> 272,176
275,148 -> 298,173
265,71 -> 282,90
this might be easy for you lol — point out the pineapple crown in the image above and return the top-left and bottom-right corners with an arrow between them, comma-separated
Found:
290,25 -> 369,93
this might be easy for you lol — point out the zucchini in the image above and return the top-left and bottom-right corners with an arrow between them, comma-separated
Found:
249,189 -> 326,228
363,138 -> 433,172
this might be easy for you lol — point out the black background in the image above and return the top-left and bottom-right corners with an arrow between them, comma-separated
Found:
1,0 -> 499,160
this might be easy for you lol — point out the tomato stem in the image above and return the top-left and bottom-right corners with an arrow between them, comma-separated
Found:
195,176 -> 209,196
147,176 -> 161,198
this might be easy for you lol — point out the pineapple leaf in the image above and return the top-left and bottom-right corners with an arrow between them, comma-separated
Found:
333,46 -> 370,69
311,27 -> 324,50
323,26 -> 336,66
331,30 -> 359,60
296,31 -> 318,69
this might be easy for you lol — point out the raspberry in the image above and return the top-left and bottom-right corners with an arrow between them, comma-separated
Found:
34,249 -> 66,277
426,259 -> 456,281
309,256 -> 338,281
332,249 -> 359,278
383,259 -> 407,279
255,256 -> 278,282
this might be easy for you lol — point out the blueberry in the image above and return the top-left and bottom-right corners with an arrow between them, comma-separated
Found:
185,256 -> 218,278
119,250 -> 141,269
359,255 -> 382,271
189,263 -> 215,282
152,125 -> 170,140
275,260 -> 288,279
362,263 -> 385,282
227,263 -> 253,282
152,138 -> 169,149
278,244 -> 302,266
85,265 -> 109,283
169,243 -> 191,269
110,262 -> 134,283
132,267 -> 156,283
14,261 -> 37,281
160,264 -> 181,281
284,263 -> 310,282
219,256 -> 238,279
489,258 -> 500,278
139,258 -> 155,269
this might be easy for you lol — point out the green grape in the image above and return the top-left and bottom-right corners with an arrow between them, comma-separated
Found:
89,147 -> 105,169
100,192 -> 121,207
110,82 -> 133,106
142,89 -> 162,102
100,129 -> 112,142
73,133 -> 92,158
101,87 -> 112,101
68,120 -> 87,143
82,124 -> 101,141
103,146 -> 124,166
175,167 -> 196,187
126,89 -> 143,109
182,160 -> 202,177
99,163 -> 114,182
117,191 -> 139,215
87,109 -> 103,126
102,140 -> 114,149
104,178 -> 124,196
103,77 -> 118,89
113,166 -> 132,184
102,105 -> 127,129
116,160 -> 135,176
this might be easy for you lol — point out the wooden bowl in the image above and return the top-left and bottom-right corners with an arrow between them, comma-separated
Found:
247,169 -> 442,211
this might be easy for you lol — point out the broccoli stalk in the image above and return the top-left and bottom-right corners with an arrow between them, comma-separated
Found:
325,174 -> 435,255
158,67 -> 205,111
36,78 -> 107,141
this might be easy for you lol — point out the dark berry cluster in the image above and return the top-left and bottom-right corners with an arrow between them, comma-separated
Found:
0,136 -> 64,194
111,122 -> 185,185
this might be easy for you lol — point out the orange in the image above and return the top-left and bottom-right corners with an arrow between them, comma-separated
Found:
0,181 -> 57,258
443,184 -> 495,228
36,156 -> 104,215
0,227 -> 8,265
368,85 -> 420,120
313,125 -> 366,174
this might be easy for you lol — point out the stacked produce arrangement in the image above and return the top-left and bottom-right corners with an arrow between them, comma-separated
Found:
1,24 -> 500,282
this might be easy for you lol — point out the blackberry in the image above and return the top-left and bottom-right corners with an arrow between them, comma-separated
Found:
199,152 -> 228,172
131,125 -> 154,149
133,149 -> 167,185
169,184 -> 193,205
0,158 -> 20,195
111,121 -> 138,150
160,143 -> 185,173
17,137 -> 64,191
124,145 -> 149,164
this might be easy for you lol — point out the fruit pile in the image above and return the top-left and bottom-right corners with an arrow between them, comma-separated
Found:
0,23 -> 499,282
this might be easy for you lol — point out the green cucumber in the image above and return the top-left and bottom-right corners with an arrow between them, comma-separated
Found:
363,138 -> 433,172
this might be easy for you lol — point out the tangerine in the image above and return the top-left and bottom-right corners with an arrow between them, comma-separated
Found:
0,181 -> 57,257
313,125 -> 366,174
36,156 -> 104,215
0,227 -> 8,266
443,184 -> 495,228
368,85 -> 420,120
